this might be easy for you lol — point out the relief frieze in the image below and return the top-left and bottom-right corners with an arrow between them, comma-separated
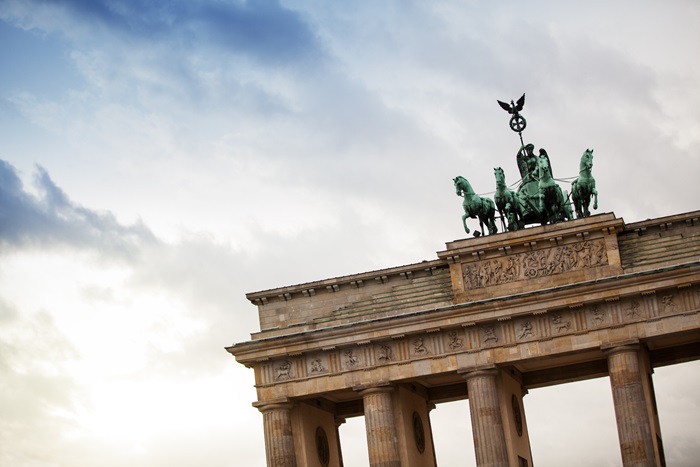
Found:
343,349 -> 361,369
461,239 -> 608,290
625,300 -> 641,319
517,320 -> 534,340
309,358 -> 327,374
276,359 -> 293,380
376,344 -> 393,362
260,284 -> 696,386
481,325 -> 499,344
412,337 -> 429,355
447,330 -> 465,350
551,313 -> 572,333
589,304 -> 606,326
662,294 -> 676,314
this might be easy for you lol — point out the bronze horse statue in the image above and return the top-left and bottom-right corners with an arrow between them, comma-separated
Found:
536,150 -> 573,224
571,148 -> 598,218
454,175 -> 498,236
493,167 -> 523,231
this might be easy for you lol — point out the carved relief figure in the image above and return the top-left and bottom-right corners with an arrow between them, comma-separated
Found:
561,245 -> 578,271
504,256 -> 519,282
592,240 -> 606,265
413,338 -> 429,355
310,358 -> 326,373
626,300 -> 640,319
377,344 -> 393,362
482,325 -> 498,343
591,305 -> 605,324
344,349 -> 360,367
517,321 -> 534,340
662,295 -> 676,313
277,360 -> 292,380
551,314 -> 571,333
448,331 -> 464,350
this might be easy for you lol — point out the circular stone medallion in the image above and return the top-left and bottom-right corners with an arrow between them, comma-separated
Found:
315,426 -> 330,467
512,394 -> 523,437
412,411 -> 426,453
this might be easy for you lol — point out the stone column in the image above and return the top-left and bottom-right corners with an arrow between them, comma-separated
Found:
427,403 -> 439,467
359,386 -> 401,467
335,417 -> 346,467
605,345 -> 656,467
463,369 -> 509,467
257,402 -> 297,467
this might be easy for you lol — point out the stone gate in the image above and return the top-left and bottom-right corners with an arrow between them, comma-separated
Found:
227,210 -> 700,466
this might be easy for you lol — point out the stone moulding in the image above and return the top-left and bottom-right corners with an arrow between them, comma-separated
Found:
245,259 -> 447,306
251,273 -> 699,388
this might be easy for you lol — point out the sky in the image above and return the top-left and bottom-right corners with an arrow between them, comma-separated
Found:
1,1 -> 699,466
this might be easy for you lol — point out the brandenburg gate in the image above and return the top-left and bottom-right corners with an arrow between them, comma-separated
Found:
227,209 -> 700,466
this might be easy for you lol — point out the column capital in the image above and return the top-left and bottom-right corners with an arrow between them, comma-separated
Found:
458,366 -> 499,381
601,341 -> 641,356
253,400 -> 295,413
354,383 -> 395,397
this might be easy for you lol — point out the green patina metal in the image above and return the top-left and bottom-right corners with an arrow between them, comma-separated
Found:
572,148 -> 598,218
453,175 -> 498,236
454,95 -> 598,236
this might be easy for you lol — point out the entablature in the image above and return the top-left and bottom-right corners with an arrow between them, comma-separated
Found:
228,260 -> 700,367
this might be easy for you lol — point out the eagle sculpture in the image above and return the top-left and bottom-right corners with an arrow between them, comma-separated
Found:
497,93 -> 525,116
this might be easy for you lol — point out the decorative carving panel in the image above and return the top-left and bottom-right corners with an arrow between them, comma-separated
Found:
461,239 -> 608,290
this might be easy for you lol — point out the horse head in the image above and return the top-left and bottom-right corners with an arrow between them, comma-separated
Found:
453,176 -> 465,196
580,148 -> 594,172
538,154 -> 551,176
454,175 -> 475,196
494,167 -> 506,186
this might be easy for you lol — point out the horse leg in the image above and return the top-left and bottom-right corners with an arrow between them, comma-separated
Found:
498,207 -> 507,231
462,213 -> 470,234
489,217 -> 498,235
592,188 -> 598,210
572,181 -> 583,218
562,189 -> 574,220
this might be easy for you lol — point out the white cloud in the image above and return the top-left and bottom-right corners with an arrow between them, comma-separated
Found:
1,1 -> 699,465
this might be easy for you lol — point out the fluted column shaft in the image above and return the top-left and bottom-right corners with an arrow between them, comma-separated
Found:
335,417 -> 346,467
359,387 -> 400,467
258,402 -> 297,467
606,345 -> 656,467
464,369 -> 509,467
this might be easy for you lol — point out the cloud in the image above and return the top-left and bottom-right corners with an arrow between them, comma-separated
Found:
0,304 -> 84,467
1,2 -> 699,465
1,0 -> 322,65
0,160 -> 155,256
